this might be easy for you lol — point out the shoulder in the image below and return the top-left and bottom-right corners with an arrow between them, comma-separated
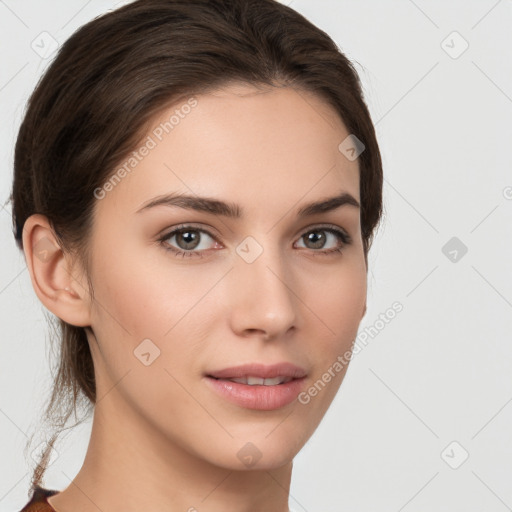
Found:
18,485 -> 60,512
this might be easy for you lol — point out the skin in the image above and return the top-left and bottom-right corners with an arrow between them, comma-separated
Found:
23,83 -> 367,512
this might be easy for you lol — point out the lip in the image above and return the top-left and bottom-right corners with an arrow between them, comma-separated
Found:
204,362 -> 308,411
206,362 -> 307,380
204,375 -> 307,410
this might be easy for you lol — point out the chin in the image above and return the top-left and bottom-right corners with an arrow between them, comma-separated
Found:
199,428 -> 308,471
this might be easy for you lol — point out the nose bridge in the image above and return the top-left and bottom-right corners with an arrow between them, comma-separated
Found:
229,234 -> 298,337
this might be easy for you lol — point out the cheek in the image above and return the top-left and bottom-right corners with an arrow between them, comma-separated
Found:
310,259 -> 366,334
302,259 -> 366,380
87,238 -> 225,381
295,265 -> 366,416
86,247 -> 215,420
90,236 -> 207,336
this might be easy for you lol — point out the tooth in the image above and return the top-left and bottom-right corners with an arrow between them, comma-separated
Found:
262,377 -> 283,386
247,376 -> 265,385
226,376 -> 291,385
223,376 -> 293,386
230,377 -> 248,384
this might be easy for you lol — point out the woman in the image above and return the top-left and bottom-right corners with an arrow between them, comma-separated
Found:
12,0 -> 383,510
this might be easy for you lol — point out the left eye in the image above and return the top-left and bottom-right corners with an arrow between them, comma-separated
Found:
295,227 -> 350,252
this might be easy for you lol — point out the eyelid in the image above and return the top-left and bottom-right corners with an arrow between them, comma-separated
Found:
158,223 -> 220,241
298,222 -> 351,240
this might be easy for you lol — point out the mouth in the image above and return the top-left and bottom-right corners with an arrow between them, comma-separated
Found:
204,375 -> 307,410
203,362 -> 308,410
207,375 -> 295,386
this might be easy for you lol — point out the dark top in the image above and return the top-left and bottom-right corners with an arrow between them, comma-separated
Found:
19,485 -> 59,512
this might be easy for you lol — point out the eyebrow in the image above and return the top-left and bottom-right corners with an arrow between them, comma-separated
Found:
136,191 -> 360,218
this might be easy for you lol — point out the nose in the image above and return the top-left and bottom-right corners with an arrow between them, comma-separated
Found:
228,241 -> 298,341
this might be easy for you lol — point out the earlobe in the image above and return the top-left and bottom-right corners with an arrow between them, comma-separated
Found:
22,214 -> 92,327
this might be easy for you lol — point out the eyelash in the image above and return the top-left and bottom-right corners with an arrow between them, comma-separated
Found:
157,223 -> 352,259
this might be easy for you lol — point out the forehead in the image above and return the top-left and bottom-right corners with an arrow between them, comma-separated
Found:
98,83 -> 360,220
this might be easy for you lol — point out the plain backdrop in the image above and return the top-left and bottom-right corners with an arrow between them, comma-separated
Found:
1,1 -> 512,511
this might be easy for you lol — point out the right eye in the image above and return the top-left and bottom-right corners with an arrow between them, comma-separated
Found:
158,224 -> 222,258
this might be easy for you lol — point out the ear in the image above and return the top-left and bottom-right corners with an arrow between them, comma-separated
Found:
22,214 -> 92,327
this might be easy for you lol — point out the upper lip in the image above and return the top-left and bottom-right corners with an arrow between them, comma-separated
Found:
206,362 -> 307,380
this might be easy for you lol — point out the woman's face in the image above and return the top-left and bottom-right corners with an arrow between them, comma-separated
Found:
83,83 -> 367,470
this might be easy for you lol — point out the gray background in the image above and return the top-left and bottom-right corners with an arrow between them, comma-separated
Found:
1,1 -> 512,511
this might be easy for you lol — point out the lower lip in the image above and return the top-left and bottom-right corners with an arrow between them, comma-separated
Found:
204,376 -> 307,410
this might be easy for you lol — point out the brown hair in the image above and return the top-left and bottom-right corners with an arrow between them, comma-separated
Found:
10,0 -> 383,492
